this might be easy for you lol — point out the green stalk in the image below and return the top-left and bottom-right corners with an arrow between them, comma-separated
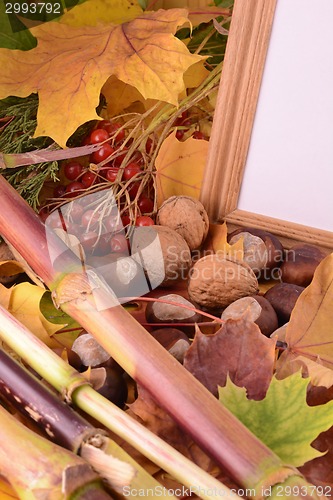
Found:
0,347 -> 136,494
0,405 -> 111,500
0,175 -> 320,498
0,303 -> 237,500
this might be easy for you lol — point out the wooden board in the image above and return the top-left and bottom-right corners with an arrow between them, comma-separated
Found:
201,0 -> 333,250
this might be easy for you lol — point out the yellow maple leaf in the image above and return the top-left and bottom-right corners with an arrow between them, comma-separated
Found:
203,222 -> 244,261
155,130 -> 209,206
59,0 -> 142,26
103,60 -> 209,117
0,284 -> 11,310
276,253 -> 333,387
0,10 -> 203,148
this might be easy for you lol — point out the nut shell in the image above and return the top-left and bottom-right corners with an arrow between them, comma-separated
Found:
221,295 -> 278,337
157,196 -> 209,250
228,227 -> 284,278
188,255 -> 259,309
130,225 -> 191,287
279,244 -> 327,286
264,282 -> 304,325
145,294 -> 202,324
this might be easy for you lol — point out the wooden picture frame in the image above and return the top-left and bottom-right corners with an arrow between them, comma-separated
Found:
200,0 -> 333,250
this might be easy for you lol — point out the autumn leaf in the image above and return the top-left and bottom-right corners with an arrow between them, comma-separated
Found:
0,476 -> 17,499
155,131 -> 209,206
0,284 -> 11,311
59,0 -> 142,26
103,60 -> 210,117
203,222 -> 244,261
0,10 -> 203,147
128,385 -> 218,473
275,253 -> 333,387
7,283 -> 66,348
218,372 -> 333,467
188,7 -> 231,26
183,319 -> 276,400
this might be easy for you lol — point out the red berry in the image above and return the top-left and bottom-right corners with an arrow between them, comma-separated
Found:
135,215 -> 154,226
175,111 -> 189,125
105,167 -> 121,183
66,203 -> 83,223
89,128 -> 110,144
65,181 -> 85,197
192,131 -> 206,140
104,215 -> 123,233
121,214 -> 131,227
110,234 -> 129,253
128,181 -> 140,200
48,213 -> 66,230
67,222 -> 81,237
81,209 -> 99,229
99,121 -> 125,143
38,206 -> 50,223
180,119 -> 192,129
138,196 -> 154,213
80,231 -> 98,252
113,148 -> 128,167
53,184 -> 66,198
81,171 -> 97,188
93,234 -> 111,256
82,135 -> 92,146
123,162 -> 141,181
64,161 -> 84,181
175,129 -> 184,141
91,144 -> 114,164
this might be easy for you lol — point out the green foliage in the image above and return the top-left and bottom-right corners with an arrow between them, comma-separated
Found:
214,0 -> 234,7
218,372 -> 333,467
0,94 -> 59,210
0,2 -> 37,50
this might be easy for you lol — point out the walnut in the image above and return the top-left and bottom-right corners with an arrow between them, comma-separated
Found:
188,254 -> 259,309
130,225 -> 191,288
156,196 -> 209,251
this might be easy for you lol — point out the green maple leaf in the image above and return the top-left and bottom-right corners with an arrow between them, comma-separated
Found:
218,372 -> 333,467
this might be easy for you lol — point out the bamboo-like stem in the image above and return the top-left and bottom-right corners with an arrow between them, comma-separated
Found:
0,175 -> 313,498
0,405 -> 111,499
0,304 -> 237,500
0,348 -> 150,494
0,347 -> 96,453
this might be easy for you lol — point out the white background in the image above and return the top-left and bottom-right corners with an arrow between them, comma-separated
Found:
237,0 -> 333,231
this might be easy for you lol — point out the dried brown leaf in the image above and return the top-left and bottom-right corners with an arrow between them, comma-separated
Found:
183,319 -> 276,400
128,386 -> 218,473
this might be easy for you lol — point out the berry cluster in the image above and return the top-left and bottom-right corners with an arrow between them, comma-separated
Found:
174,111 -> 208,141
39,120 -> 155,248
38,112 -> 209,258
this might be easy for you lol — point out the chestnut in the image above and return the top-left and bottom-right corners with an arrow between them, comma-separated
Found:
145,294 -> 202,327
279,243 -> 327,287
221,295 -> 278,337
96,367 -> 128,408
264,283 -> 305,325
70,333 -> 124,373
228,227 -> 284,280
150,328 -> 190,362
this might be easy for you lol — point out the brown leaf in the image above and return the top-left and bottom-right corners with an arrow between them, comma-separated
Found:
183,320 -> 276,400
299,386 -> 333,489
128,386 -> 218,473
